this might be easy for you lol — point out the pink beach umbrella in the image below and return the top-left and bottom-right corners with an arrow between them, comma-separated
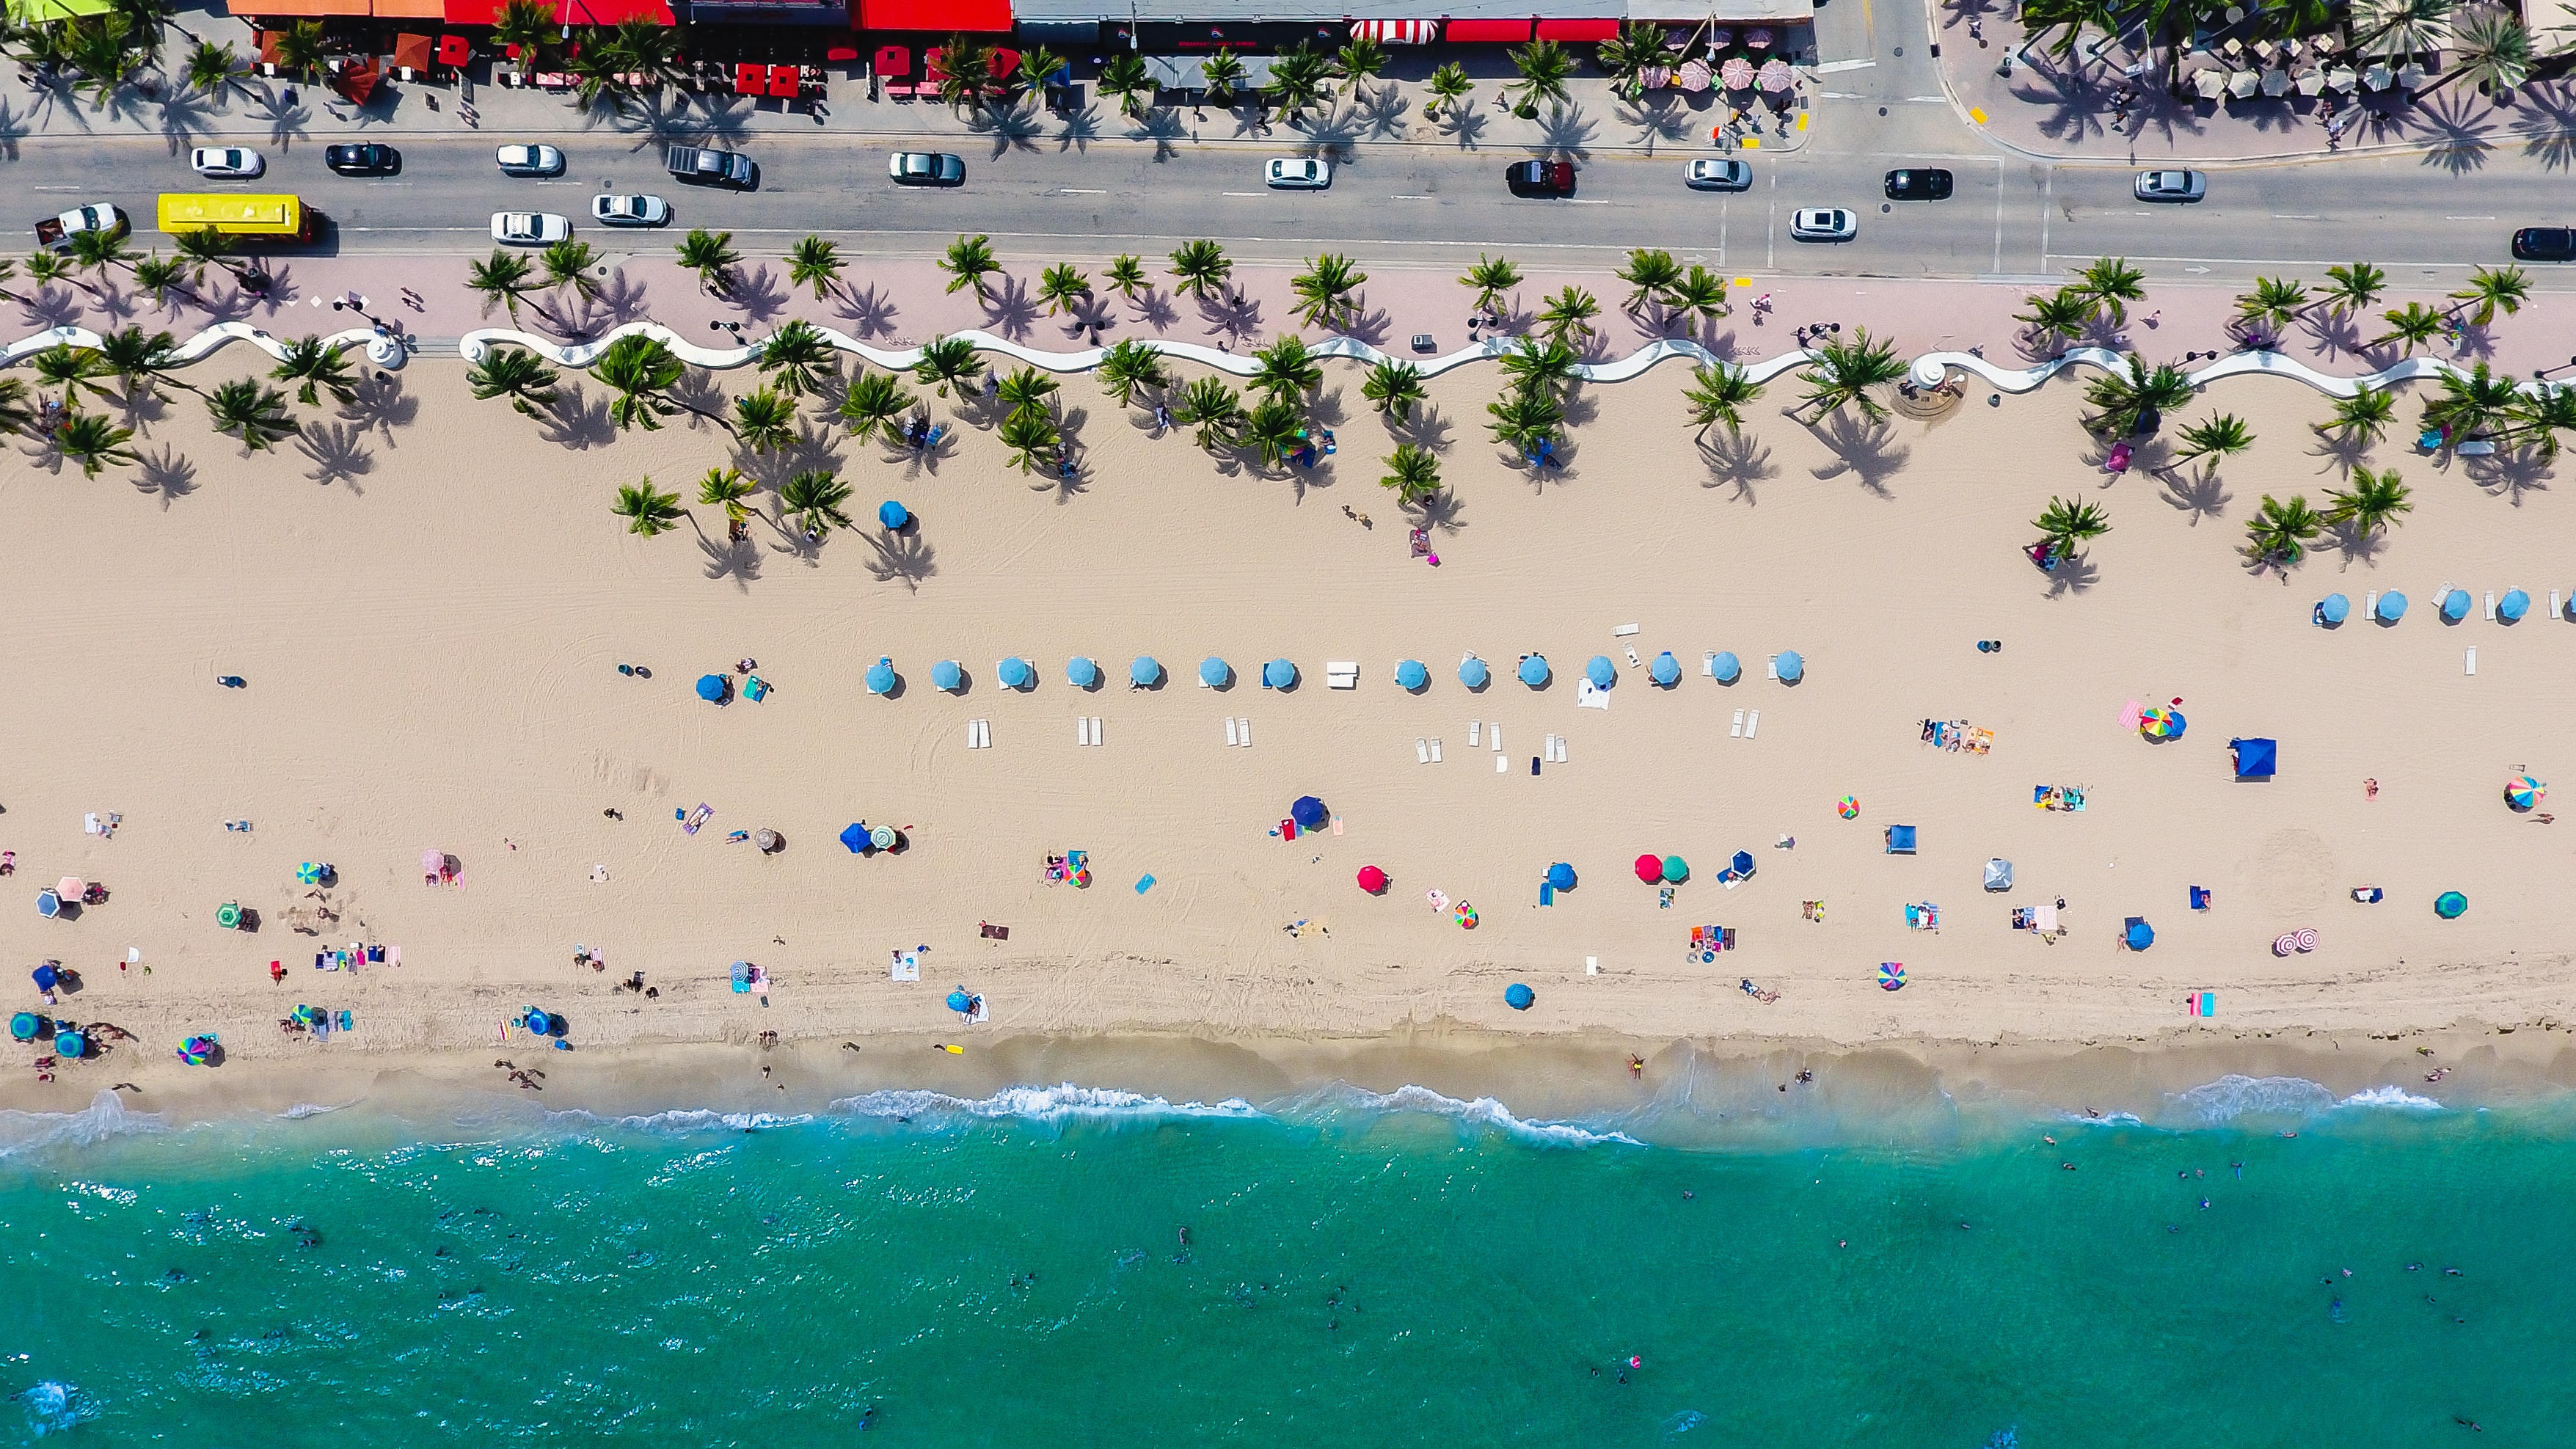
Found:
1745,26 -> 1774,48
1757,58 -> 1793,92
1720,55 -> 1755,89
420,849 -> 450,883
1677,57 -> 1711,92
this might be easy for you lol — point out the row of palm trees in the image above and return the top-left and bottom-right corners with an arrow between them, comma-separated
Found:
6,322 -> 357,476
2018,0 -> 2561,98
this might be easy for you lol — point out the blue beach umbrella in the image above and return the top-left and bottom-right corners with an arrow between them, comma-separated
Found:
1200,656 -> 1230,687
1131,656 -> 1161,687
946,990 -> 973,1012
1586,655 -> 1616,688
1731,850 -> 1756,875
2123,917 -> 2156,950
1776,650 -> 1805,682
2441,589 -> 2471,622
871,825 -> 897,850
696,673 -> 729,703
1504,982 -> 1535,1010
1066,656 -> 1100,689
1546,862 -> 1576,890
1291,795 -> 1327,829
877,500 -> 909,530
2320,592 -> 2351,624
1650,651 -> 1680,686
1661,855 -> 1689,884
1519,654 -> 1550,687
1459,657 -> 1490,689
35,890 -> 59,919
55,1031 -> 85,1059
931,660 -> 963,693
865,658 -> 897,695
998,657 -> 1033,690
2377,591 -> 2409,622
2436,891 -> 2468,919
839,823 -> 869,853
2501,588 -> 2531,622
1395,660 -> 1428,690
1712,651 -> 1742,684
1263,658 -> 1296,690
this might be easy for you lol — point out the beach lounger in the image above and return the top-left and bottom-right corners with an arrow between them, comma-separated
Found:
1417,737 -> 1430,764
1496,755 -> 1508,773
1233,717 -> 1247,747
1743,710 -> 1759,739
1469,721 -> 1481,747
2553,591 -> 2563,621
1730,709 -> 1745,738
1613,624 -> 1639,637
1702,651 -> 1717,678
2465,647 -> 2476,676
2456,439 -> 2497,456
2362,592 -> 2377,621
2486,591 -> 2498,621
1488,725 -> 1501,753
1624,647 -> 1642,668
684,803 -> 711,835
1229,718 -> 1241,747
1766,654 -> 1781,681
1326,662 -> 1360,689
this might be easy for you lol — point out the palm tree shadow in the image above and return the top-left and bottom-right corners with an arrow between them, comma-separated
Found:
21,286 -> 90,330
2300,307 -> 2367,360
0,98 -> 29,160
2469,447 -> 2552,505
2415,91 -> 2494,175
1393,404 -> 1451,450
1808,412 -> 1908,496
340,371 -> 417,443
132,444 -> 197,508
1128,107 -> 1188,161
1437,98 -> 1488,150
1351,81 -> 1409,139
1054,102 -> 1103,152
2306,428 -> 2373,478
2156,463 -> 2232,525
245,88 -> 310,150
1614,95 -> 1693,150
894,428 -> 952,479
294,420 -> 373,490
834,282 -> 900,339
978,274 -> 1040,340
1535,102 -> 1595,160
540,382 -> 619,449
857,529 -> 938,591
1128,286 -> 1178,331
726,265 -> 789,326
2010,66 -> 2109,146
666,371 -> 730,431
963,98 -> 1045,156
154,88 -> 214,153
733,419 -> 846,489
1197,292 -> 1263,348
112,387 -> 171,437
1699,428 -> 1776,503
1406,488 -> 1467,536
2514,89 -> 2576,171
699,529 -> 765,588
2045,550 -> 2101,597
2328,519 -> 2393,569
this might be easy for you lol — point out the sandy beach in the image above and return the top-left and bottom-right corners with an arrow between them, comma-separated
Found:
7,315 -> 2576,1117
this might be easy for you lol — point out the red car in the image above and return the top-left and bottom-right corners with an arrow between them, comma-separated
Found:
1505,159 -> 1575,197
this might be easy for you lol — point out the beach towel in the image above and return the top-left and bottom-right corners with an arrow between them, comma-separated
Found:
889,951 -> 920,982
1575,679 -> 1610,710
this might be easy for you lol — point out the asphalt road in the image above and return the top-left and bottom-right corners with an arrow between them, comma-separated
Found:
16,125 -> 2568,288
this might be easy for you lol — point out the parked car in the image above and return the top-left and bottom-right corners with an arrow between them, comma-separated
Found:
324,143 -> 399,175
666,145 -> 756,189
1883,167 -> 1952,200
1504,158 -> 1576,197
2510,227 -> 2575,262
888,151 -> 966,185
1789,207 -> 1858,241
1263,156 -> 1332,190
2134,169 -> 2206,202
33,202 -> 126,252
491,211 -> 570,245
496,143 -> 565,177
591,194 -> 671,227
1684,158 -> 1752,191
190,146 -> 264,179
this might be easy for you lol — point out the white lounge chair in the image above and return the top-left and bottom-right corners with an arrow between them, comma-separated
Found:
1730,709 -> 1745,738
1745,710 -> 1760,739
1227,718 -> 1241,746
1429,738 -> 1442,762
1417,737 -> 1430,764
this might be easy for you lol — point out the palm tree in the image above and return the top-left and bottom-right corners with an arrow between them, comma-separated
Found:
1500,336 -> 1581,401
932,33 -> 999,112
130,255 -> 195,310
203,380 -> 298,453
1593,18 -> 1665,99
1616,248 -> 1682,315
2032,496 -> 2112,554
0,378 -> 34,438
997,407 -> 1062,472
2017,288 -> 2093,345
95,326 -> 191,404
732,388 -> 798,453
2354,0 -> 2455,57
1175,376 -> 1244,452
1248,336 -> 1323,405
1290,253 -> 1367,332
52,412 -> 139,477
756,320 -> 836,398
63,226 -> 137,291
269,18 -> 326,81
996,366 -> 1058,420
1795,329 -> 1906,424
2318,262 -> 2387,317
539,239 -> 602,311
1238,396 -> 1307,468
1167,240 -> 1233,302
1095,340 -> 1169,409
1265,45 -> 1330,119
171,227 -> 241,285
1097,51 -> 1153,118
182,37 -> 241,101
939,233 -> 1001,299
2422,360 -> 2520,439
2242,493 -> 2324,566
1197,49 -> 1245,106
2073,256 -> 2148,324
1382,442 -> 1442,502
2500,382 -> 2576,457
696,467 -> 755,530
1362,359 -> 1427,423
1487,389 -> 1564,456
2426,7 -> 2530,95
1425,62 -> 1473,119
269,335 -> 355,407
1104,255 -> 1149,302
2316,385 -> 2396,445
2233,277 -> 2307,340
1461,255 -> 1522,317
836,370 -> 915,444
1682,363 -> 1763,440
1334,35 -> 1386,93
2080,355 -> 2194,437
491,0 -> 555,70
2374,302 -> 2445,354
779,470 -> 854,537
2323,466 -> 2413,536
1536,285 -> 1599,344
611,478 -> 686,539
1665,266 -> 1731,324
30,344 -> 114,407
913,335 -> 982,397
2172,412 -> 2255,468
1503,38 -> 1574,117
467,345 -> 559,417
2018,0 -> 2112,58
786,236 -> 844,302
591,333 -> 685,432
676,229 -> 739,298
601,16 -> 682,92
467,249 -> 539,324
24,249 -> 95,304
1037,263 -> 1091,318
2448,264 -> 2530,327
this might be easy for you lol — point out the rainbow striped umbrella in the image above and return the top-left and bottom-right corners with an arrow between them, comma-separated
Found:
2506,775 -> 2546,811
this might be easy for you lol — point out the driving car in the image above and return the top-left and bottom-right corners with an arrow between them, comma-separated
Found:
1504,158 -> 1576,197
491,211 -> 570,245
1684,158 -> 1752,191
2134,169 -> 2206,202
591,193 -> 671,227
1264,156 -> 1332,190
496,143 -> 566,178
1883,167 -> 1953,200
1789,207 -> 1858,241
888,151 -> 966,185
2510,227 -> 2575,262
324,143 -> 398,175
189,146 -> 263,179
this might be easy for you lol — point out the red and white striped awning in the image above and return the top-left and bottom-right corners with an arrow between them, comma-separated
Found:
1350,18 -> 1436,43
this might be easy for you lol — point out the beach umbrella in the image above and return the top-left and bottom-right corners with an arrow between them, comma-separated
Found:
931,660 -> 963,693
1586,655 -> 1617,688
840,822 -> 869,853
1263,658 -> 1296,689
1732,850 -> 1756,875
1837,795 -> 1860,820
1395,660 -> 1429,690
2320,592 -> 2351,624
1356,864 -> 1388,893
1678,57 -> 1711,91
59,876 -> 84,903
179,1034 -> 218,1065
1650,651 -> 1680,685
1547,862 -> 1576,890
696,673 -> 729,703
1066,656 -> 1100,688
296,861 -> 324,885
755,828 -> 781,853
1635,854 -> 1664,883
2123,917 -> 2156,949
2507,775 -> 2545,811
1504,982 -> 1535,1010
2139,706 -> 2186,740
1291,795 -> 1327,829
55,1030 -> 85,1059
870,825 -> 897,850
1661,855 -> 1689,884
866,658 -> 897,695
34,889 -> 59,919
946,989 -> 973,1012
877,499 -> 909,530
997,657 -> 1033,690
1712,651 -> 1741,684
2501,588 -> 2531,622
1878,961 -> 1906,990
1776,650 -> 1805,682
1721,55 -> 1754,88
2435,890 -> 2468,919
9,1011 -> 40,1042
31,964 -> 57,993
1519,654 -> 1551,687
2377,591 -> 2408,621
1758,57 -> 1792,91
1199,656 -> 1231,687
2441,588 -> 2470,622
1459,657 -> 1490,688
215,901 -> 241,929
1131,655 -> 1161,687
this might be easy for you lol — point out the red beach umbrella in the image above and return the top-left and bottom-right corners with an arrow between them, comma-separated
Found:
1356,865 -> 1388,894
1634,854 -> 1663,883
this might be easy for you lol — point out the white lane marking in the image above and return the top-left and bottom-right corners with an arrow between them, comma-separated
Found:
2047,252 -> 2500,269
1817,91 -> 1864,98
1057,187 -> 1106,194
1904,95 -> 1947,102
1219,191 -> 1263,197
2443,215 -> 2496,220
2272,213 -> 2320,219
1390,194 -> 1434,200
1567,198 -> 1610,205
1814,58 -> 1879,72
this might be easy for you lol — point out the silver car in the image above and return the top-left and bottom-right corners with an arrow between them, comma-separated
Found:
490,211 -> 570,245
496,143 -> 566,178
1263,157 -> 1332,190
1789,207 -> 1857,241
2134,169 -> 2206,202
189,146 -> 264,179
1684,158 -> 1752,191
591,194 -> 670,227
887,151 -> 965,185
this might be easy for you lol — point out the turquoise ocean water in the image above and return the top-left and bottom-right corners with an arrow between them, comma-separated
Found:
7,1070 -> 2574,1446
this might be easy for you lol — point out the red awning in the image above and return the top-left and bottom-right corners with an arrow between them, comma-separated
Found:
442,0 -> 500,23
558,0 -> 671,22
765,62 -> 799,95
1441,18 -> 1532,42
856,0 -> 1007,32
231,0 -> 368,15
873,43 -> 909,76
437,32 -> 470,64
1533,17 -> 1620,39
332,56 -> 382,102
734,61 -> 762,92
393,31 -> 434,67
1351,18 -> 1435,43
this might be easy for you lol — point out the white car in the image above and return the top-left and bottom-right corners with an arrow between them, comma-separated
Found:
886,151 -> 965,185
591,193 -> 670,227
1684,158 -> 1752,191
1263,157 -> 1332,190
2134,169 -> 2207,202
495,143 -> 566,177
491,211 -> 570,245
1789,207 -> 1857,241
189,146 -> 264,179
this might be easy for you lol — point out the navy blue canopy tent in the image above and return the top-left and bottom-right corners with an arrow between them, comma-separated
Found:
2229,737 -> 2277,778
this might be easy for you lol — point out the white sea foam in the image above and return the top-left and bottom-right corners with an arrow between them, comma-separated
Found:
0,1090 -> 166,1161
545,1107 -> 816,1134
1285,1082 -> 1643,1148
2169,1074 -> 2448,1125
2336,1084 -> 2445,1112
277,1101 -> 355,1120
828,1083 -> 1264,1126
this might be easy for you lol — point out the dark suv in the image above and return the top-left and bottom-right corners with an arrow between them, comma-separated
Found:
324,143 -> 399,175
1505,159 -> 1575,197
1883,167 -> 1952,200
2511,227 -> 2574,262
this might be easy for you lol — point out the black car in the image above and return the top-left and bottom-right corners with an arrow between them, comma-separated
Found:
324,143 -> 399,175
1883,168 -> 1952,201
1505,158 -> 1576,197
2511,227 -> 2575,262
